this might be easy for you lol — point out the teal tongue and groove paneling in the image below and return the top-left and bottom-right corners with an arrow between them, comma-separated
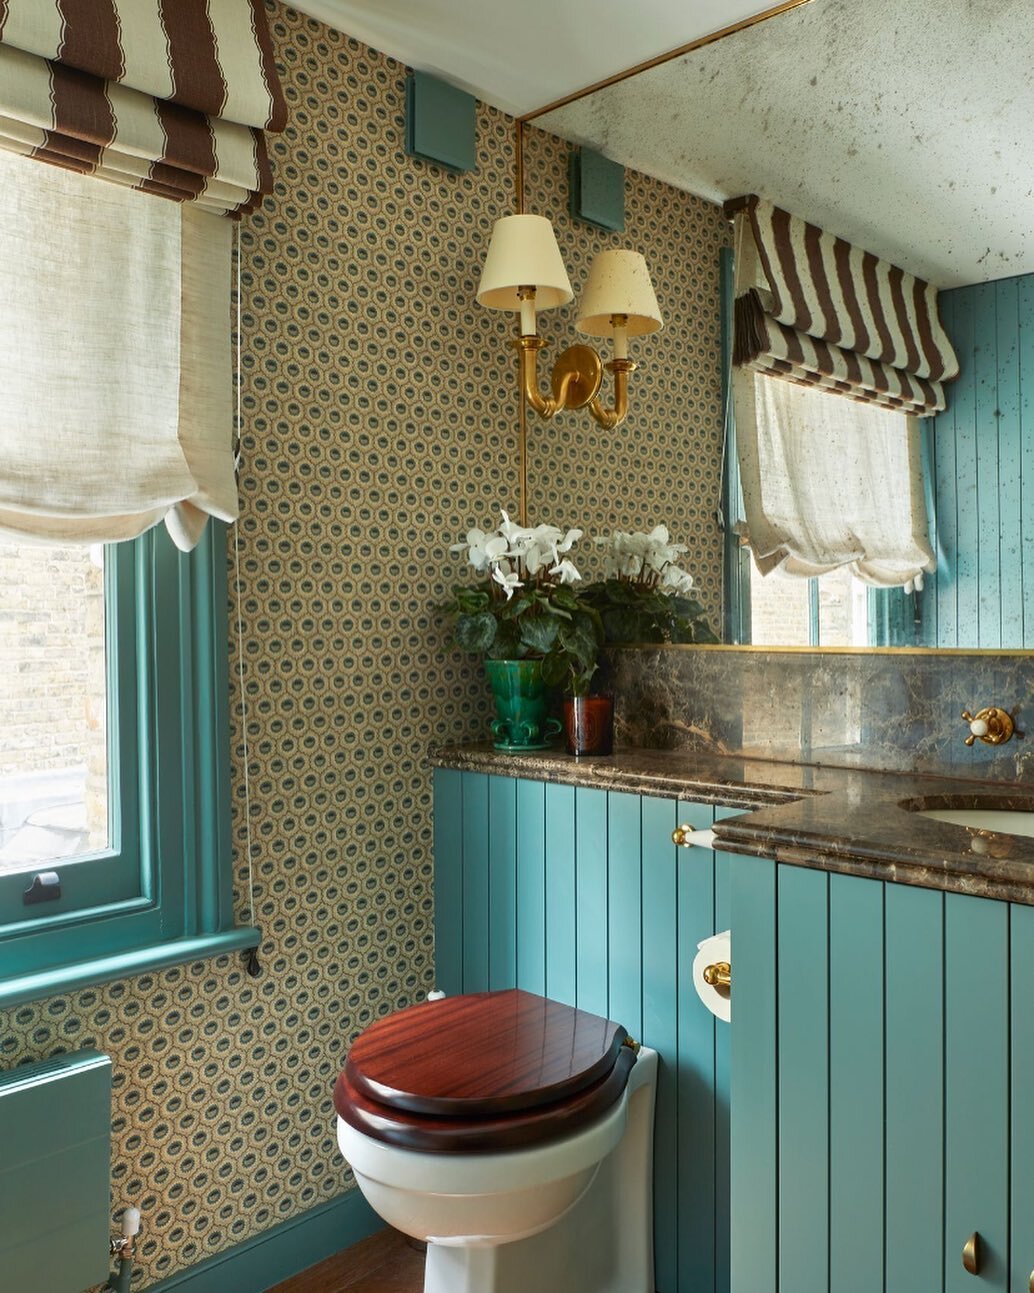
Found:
433,768 -> 728,1293
923,271 -> 1034,647
0,1048 -> 111,1293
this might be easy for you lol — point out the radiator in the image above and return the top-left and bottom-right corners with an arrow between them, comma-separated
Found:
0,1049 -> 112,1293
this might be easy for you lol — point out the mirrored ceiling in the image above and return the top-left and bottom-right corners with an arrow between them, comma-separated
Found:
533,0 -> 1033,287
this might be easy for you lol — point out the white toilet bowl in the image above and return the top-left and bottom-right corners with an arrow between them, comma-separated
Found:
334,990 -> 657,1293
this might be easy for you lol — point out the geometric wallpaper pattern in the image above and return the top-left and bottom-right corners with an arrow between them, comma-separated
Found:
0,4 -> 727,1288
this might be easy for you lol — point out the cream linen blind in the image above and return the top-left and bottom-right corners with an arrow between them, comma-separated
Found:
0,149 -> 236,550
728,195 -> 959,415
734,368 -> 936,589
0,0 -> 286,215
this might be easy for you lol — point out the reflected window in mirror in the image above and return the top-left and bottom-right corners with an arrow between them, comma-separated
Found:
720,250 -> 932,650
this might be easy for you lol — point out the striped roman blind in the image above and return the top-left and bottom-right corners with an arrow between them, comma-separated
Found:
726,195 -> 959,416
0,0 -> 286,216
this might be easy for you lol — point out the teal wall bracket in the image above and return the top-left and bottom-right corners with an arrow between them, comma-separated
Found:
405,71 -> 477,173
569,147 -> 625,232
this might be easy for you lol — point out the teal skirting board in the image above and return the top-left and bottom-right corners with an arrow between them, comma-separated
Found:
144,1190 -> 380,1293
433,767 -> 735,1293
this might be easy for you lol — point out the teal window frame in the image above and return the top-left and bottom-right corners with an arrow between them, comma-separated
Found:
0,522 -> 258,1009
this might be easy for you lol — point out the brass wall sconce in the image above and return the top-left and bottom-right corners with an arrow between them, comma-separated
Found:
476,214 -> 663,432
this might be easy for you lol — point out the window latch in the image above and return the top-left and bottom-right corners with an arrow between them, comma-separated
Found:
23,871 -> 62,905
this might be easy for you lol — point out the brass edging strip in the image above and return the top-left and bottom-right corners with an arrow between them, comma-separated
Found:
608,644 -> 1034,657
518,0 -> 816,124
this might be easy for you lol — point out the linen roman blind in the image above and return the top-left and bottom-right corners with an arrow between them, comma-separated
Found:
0,0 -> 286,215
0,148 -> 236,550
727,194 -> 959,415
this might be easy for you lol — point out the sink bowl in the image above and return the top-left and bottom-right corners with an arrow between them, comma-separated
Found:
914,807 -> 1034,839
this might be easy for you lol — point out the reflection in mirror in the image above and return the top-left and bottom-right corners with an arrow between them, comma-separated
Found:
526,0 -> 1034,651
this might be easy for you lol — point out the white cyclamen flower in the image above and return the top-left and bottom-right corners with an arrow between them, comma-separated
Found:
661,565 -> 695,595
452,527 -> 509,572
492,566 -> 523,600
498,509 -> 534,546
549,558 -> 582,585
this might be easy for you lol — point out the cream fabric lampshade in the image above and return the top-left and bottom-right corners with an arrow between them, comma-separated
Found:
575,249 -> 663,336
476,214 -> 574,311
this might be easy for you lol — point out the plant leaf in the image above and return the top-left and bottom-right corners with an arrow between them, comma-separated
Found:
455,613 -> 497,653
519,615 -> 561,655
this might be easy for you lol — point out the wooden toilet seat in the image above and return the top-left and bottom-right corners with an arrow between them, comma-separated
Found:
333,989 -> 636,1153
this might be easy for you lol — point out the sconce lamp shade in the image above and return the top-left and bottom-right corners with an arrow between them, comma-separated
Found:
477,214 -> 574,311
575,249 -> 663,336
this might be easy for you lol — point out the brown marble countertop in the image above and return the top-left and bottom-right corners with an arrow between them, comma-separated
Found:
432,743 -> 1034,906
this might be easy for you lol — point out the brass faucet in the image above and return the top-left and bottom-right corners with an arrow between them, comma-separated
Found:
961,707 -> 1016,747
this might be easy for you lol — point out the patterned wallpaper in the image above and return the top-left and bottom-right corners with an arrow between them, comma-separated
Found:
523,127 -> 728,622
0,6 -> 726,1288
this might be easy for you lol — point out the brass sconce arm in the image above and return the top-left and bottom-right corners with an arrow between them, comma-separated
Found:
588,357 -> 636,430
513,333 -> 604,421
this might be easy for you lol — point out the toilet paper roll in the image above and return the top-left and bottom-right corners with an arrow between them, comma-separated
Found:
693,930 -> 731,1022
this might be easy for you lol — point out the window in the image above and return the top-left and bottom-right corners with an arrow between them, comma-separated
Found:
0,522 -> 256,1009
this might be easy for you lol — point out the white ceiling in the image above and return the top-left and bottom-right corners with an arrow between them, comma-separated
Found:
291,0 -> 793,118
295,0 -> 1034,287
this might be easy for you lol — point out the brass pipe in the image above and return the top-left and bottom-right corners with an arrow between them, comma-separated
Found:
518,0 -> 815,124
515,119 -> 528,523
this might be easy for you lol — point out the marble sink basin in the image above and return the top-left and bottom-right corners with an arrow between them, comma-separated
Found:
911,806 -> 1034,839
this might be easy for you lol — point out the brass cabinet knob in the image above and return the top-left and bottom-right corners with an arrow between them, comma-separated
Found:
703,961 -> 731,990
962,1231 -> 980,1275
1028,1269 -> 1033,1293
962,707 -> 1015,746
672,824 -> 696,847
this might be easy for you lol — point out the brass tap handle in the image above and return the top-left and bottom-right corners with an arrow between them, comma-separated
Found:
672,824 -> 696,848
962,707 -> 1015,747
703,961 -> 731,990
962,1231 -> 980,1275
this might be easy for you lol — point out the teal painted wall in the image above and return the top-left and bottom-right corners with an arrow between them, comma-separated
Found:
922,272 -> 1034,647
434,769 -> 732,1293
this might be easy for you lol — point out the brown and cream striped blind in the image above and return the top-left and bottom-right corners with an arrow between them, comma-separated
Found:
726,194 -> 959,416
0,0 -> 286,215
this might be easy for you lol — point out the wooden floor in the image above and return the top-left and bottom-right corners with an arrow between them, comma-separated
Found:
268,1227 -> 424,1293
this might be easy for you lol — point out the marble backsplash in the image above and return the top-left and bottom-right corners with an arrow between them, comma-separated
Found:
605,646 -> 1034,783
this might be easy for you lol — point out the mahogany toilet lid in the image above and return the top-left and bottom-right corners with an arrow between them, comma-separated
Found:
343,989 -> 629,1117
334,989 -> 636,1153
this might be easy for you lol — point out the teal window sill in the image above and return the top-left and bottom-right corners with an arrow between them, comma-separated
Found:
0,926 -> 260,1010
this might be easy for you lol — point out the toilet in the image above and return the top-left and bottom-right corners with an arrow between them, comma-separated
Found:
334,988 -> 657,1293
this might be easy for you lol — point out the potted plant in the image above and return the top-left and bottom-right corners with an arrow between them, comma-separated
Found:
443,511 -> 603,751
580,525 -> 719,645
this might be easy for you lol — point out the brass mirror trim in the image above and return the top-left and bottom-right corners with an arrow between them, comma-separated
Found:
519,0 -> 816,124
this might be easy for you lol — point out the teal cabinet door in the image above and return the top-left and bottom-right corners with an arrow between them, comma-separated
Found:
732,862 -> 1016,1293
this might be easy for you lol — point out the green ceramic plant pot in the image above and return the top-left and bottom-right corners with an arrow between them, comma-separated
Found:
484,658 -> 561,752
